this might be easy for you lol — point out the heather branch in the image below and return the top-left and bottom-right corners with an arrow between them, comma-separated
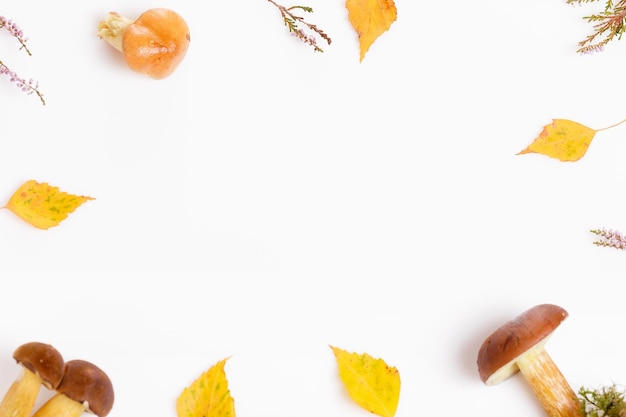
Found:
566,0 -> 602,4
0,60 -> 45,105
0,16 -> 44,104
267,0 -> 332,52
590,228 -> 626,250
567,0 -> 626,53
0,16 -> 31,55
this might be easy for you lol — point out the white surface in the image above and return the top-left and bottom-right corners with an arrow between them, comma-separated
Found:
1,1 -> 626,417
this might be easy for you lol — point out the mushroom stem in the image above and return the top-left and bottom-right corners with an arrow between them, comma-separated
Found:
0,368 -> 42,417
32,393 -> 87,417
97,12 -> 133,53
517,345 -> 581,417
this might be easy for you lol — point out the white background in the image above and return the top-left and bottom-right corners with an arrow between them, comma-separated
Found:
1,1 -> 626,417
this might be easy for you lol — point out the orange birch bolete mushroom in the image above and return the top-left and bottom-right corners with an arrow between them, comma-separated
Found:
477,304 -> 583,417
97,8 -> 190,79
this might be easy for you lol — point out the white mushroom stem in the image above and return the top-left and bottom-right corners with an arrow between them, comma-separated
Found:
0,368 -> 44,417
516,344 -> 581,417
97,12 -> 133,53
31,393 -> 87,417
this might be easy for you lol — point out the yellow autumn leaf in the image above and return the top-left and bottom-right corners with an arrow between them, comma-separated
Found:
346,0 -> 397,62
177,357 -> 236,417
331,346 -> 400,417
3,180 -> 94,229
517,119 -> 598,162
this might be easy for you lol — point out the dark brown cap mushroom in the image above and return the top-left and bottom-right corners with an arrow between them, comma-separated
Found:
0,342 -> 64,417
32,359 -> 114,417
477,304 -> 581,417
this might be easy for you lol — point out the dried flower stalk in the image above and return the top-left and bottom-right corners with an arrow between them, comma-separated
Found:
267,0 -> 331,52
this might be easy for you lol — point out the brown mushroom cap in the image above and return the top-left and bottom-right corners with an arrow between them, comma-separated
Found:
477,304 -> 569,385
122,8 -> 190,79
13,342 -> 65,390
57,360 -> 114,417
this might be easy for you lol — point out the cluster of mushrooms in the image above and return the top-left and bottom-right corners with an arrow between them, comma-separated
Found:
477,304 -> 583,417
0,342 -> 114,417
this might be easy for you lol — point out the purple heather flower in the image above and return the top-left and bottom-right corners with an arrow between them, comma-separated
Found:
581,44 -> 604,54
591,228 -> 626,250
0,60 -> 44,104
0,16 -> 44,104
0,16 -> 30,54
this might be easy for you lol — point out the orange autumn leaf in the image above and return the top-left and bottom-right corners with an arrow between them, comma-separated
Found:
331,346 -> 400,417
346,0 -> 397,61
3,180 -> 94,229
177,357 -> 236,417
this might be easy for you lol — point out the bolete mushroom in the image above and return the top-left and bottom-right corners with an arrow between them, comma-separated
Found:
477,303 -> 582,417
97,8 -> 190,79
0,342 -> 65,417
32,359 -> 114,417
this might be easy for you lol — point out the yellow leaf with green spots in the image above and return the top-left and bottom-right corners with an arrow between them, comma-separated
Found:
517,117 -> 626,162
177,357 -> 236,417
3,180 -> 94,229
517,119 -> 598,162
331,346 -> 401,417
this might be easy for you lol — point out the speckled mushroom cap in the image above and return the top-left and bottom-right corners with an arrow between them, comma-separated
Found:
476,304 -> 568,385
57,360 -> 114,417
13,342 -> 65,390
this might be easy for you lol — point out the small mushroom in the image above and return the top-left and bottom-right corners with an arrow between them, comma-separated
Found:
0,342 -> 64,417
477,303 -> 582,417
32,359 -> 114,417
97,8 -> 190,79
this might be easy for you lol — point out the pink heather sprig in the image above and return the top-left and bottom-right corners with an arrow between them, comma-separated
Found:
267,0 -> 332,53
0,60 -> 44,105
590,228 -> 626,250
0,16 -> 31,55
291,28 -> 320,51
0,16 -> 44,105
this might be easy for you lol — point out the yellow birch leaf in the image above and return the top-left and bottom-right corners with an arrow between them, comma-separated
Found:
517,119 -> 599,162
177,357 -> 236,417
331,346 -> 400,417
346,0 -> 397,62
3,180 -> 95,229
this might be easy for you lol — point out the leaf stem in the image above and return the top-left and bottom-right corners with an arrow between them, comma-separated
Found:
596,117 -> 626,131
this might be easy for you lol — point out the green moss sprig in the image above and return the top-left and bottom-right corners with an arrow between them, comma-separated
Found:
566,0 -> 626,53
579,385 -> 626,417
267,0 -> 331,52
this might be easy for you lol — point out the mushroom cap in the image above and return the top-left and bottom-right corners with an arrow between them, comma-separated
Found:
476,304 -> 568,385
13,342 -> 65,390
57,360 -> 114,417
122,8 -> 190,79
